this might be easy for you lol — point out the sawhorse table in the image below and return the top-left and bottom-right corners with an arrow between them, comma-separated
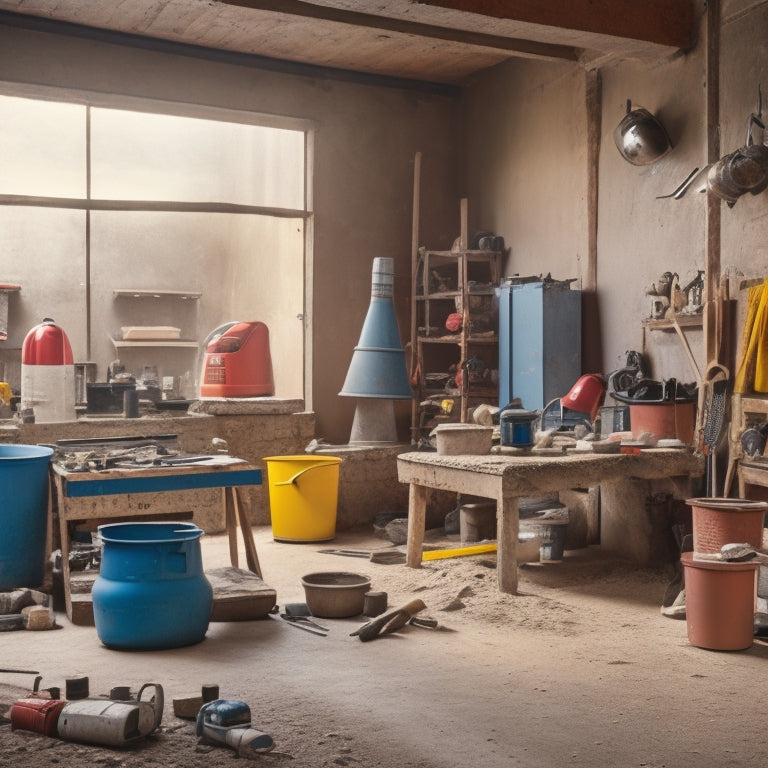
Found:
397,449 -> 704,595
51,456 -> 263,625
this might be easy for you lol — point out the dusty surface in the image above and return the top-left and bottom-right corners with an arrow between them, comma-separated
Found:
2,526 -> 768,767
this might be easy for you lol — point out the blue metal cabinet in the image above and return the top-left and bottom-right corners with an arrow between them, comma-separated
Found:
497,280 -> 581,411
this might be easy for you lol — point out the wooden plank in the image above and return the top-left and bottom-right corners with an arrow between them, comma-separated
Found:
585,68 -> 600,294
234,488 -> 262,577
418,0 -> 695,49
220,0 -> 580,61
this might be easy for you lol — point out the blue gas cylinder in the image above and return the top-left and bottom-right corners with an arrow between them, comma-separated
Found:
92,522 -> 213,650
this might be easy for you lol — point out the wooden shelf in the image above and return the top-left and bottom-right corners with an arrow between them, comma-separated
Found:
642,314 -> 703,331
113,289 -> 201,300
411,245 -> 501,439
112,339 -> 199,349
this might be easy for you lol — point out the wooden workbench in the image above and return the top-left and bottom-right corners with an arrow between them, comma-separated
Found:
51,456 -> 263,624
397,449 -> 704,594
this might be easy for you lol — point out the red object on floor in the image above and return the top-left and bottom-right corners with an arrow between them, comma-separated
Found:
11,698 -> 67,736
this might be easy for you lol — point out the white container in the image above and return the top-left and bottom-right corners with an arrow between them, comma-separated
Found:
20,318 -> 76,423
57,683 -> 163,747
431,424 -> 493,455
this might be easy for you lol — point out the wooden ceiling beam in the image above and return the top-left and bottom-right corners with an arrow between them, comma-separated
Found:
417,0 -> 696,50
219,0 -> 579,61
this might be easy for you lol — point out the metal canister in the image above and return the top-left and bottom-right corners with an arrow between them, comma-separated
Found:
500,408 -> 538,447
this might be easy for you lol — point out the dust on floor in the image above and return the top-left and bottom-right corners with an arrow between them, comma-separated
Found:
1,528 -> 765,768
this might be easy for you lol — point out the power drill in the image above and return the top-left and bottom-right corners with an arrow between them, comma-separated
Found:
195,699 -> 274,759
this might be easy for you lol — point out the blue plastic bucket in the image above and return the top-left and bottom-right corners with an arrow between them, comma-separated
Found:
92,522 -> 213,650
0,444 -> 53,591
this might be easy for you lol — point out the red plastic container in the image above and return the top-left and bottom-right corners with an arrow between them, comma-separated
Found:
629,401 -> 695,443
687,497 -> 768,555
200,321 -> 274,398
20,318 -> 76,423
11,698 -> 66,736
681,552 -> 759,651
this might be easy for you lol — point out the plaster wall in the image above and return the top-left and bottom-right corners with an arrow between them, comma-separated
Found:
461,1 -> 768,390
0,21 -> 462,445
461,59 -> 590,287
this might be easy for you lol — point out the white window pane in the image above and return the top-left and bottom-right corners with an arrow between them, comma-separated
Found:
0,96 -> 86,197
91,109 -> 305,209
0,206 -> 87,355
89,211 -> 304,398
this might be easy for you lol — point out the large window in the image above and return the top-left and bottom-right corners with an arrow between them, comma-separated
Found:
0,92 -> 309,400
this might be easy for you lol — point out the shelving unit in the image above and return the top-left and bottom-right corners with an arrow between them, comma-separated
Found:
113,289 -> 202,300
112,340 -> 200,349
411,247 -> 502,442
111,289 -> 201,350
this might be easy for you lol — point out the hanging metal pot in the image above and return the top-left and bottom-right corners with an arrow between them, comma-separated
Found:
614,100 -> 672,166
707,148 -> 765,204
708,88 -> 768,205
742,113 -> 768,195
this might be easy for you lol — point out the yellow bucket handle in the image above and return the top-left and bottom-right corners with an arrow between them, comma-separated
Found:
273,463 -> 329,486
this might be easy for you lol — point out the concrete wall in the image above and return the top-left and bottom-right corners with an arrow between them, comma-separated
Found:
0,20 -> 462,445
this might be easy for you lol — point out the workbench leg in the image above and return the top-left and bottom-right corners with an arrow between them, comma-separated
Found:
234,488 -> 262,578
406,483 -> 428,568
53,473 -> 74,623
496,496 -> 519,594
224,488 -> 239,569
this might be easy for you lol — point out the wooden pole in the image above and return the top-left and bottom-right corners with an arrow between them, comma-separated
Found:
409,152 -> 422,444
705,0 -> 721,366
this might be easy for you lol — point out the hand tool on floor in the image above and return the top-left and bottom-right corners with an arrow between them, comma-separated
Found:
318,548 -> 370,558
350,598 -> 426,641
318,548 -> 406,564
279,613 -> 329,636
196,699 -> 274,759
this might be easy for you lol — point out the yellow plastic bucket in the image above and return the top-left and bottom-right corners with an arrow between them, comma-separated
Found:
264,455 -> 342,542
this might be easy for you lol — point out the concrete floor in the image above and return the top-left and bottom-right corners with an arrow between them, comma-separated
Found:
3,527 -> 768,767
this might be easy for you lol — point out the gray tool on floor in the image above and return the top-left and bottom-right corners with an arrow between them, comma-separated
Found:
318,549 -> 370,558
318,548 -> 406,564
279,613 -> 329,636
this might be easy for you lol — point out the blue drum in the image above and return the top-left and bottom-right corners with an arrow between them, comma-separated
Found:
92,522 -> 212,650
0,444 -> 53,591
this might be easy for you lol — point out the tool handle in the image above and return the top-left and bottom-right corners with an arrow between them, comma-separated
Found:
351,599 -> 426,641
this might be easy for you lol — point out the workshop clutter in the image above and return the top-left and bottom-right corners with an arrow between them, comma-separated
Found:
0,588 -> 57,631
264,455 -> 341,542
612,378 -> 697,443
91,522 -> 213,650
680,497 -> 768,651
0,444 -> 54,591
10,677 -> 279,759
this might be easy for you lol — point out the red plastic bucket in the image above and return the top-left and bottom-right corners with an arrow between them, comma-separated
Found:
681,552 -> 759,651
629,401 -> 695,443
687,497 -> 768,555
